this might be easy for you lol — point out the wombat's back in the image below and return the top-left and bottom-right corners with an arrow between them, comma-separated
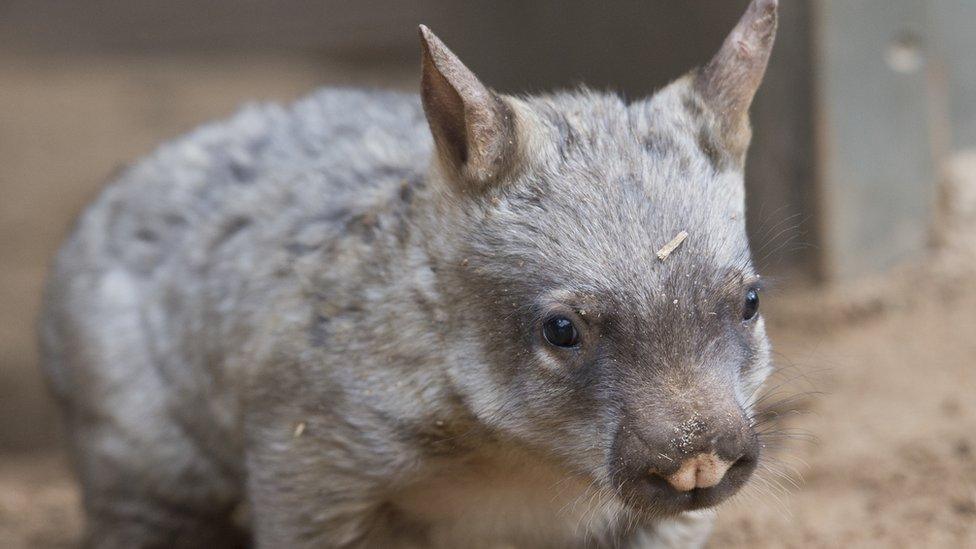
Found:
65,88 -> 428,280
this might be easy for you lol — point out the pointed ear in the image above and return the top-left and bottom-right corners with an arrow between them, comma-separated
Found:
694,0 -> 778,155
419,25 -> 517,189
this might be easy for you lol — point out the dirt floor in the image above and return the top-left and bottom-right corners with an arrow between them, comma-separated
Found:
1,53 -> 975,548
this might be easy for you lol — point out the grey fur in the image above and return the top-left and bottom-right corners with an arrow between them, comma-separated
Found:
40,2 -> 777,547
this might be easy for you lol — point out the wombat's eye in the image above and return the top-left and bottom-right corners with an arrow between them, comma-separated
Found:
743,288 -> 760,321
542,316 -> 580,348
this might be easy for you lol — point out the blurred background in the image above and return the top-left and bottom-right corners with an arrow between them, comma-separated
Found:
1,1 -> 974,547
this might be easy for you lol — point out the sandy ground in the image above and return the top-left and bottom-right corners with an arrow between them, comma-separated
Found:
1,53 -> 975,548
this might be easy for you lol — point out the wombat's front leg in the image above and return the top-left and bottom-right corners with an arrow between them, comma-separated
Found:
243,391 -> 423,548
246,447 -> 420,548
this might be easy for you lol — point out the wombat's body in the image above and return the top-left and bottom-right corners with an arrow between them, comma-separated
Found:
41,90 -> 438,545
41,2 -> 780,547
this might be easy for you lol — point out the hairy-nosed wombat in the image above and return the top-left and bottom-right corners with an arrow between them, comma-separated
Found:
40,1 -> 778,547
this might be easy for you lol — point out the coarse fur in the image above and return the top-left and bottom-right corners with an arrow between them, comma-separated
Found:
39,1 -> 779,547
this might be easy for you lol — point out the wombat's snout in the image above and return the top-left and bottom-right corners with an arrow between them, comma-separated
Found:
611,410 -> 760,514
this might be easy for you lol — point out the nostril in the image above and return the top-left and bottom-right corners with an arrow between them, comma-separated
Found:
644,469 -> 675,492
722,451 -> 760,486
729,453 -> 756,474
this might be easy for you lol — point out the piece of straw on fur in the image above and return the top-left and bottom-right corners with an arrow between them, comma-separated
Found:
656,231 -> 688,261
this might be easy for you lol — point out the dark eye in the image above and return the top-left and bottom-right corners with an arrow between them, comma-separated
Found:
542,316 -> 580,348
743,288 -> 760,321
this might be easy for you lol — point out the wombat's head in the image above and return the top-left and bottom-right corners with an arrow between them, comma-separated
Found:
419,0 -> 777,518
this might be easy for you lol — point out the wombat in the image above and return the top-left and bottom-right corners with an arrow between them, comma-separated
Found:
39,1 -> 778,547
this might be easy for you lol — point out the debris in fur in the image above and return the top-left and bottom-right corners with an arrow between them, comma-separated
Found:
656,230 -> 689,261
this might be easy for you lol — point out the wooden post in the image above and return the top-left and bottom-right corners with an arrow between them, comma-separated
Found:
811,0 -> 937,280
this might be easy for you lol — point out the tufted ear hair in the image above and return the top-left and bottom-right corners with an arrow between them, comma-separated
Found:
694,0 -> 778,157
419,25 -> 517,191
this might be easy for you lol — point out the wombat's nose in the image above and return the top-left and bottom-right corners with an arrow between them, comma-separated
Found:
659,453 -> 733,492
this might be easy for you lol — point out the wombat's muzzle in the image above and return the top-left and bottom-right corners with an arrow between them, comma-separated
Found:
610,409 -> 759,514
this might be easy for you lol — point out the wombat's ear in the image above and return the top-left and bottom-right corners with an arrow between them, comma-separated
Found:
419,25 -> 516,189
694,0 -> 777,158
